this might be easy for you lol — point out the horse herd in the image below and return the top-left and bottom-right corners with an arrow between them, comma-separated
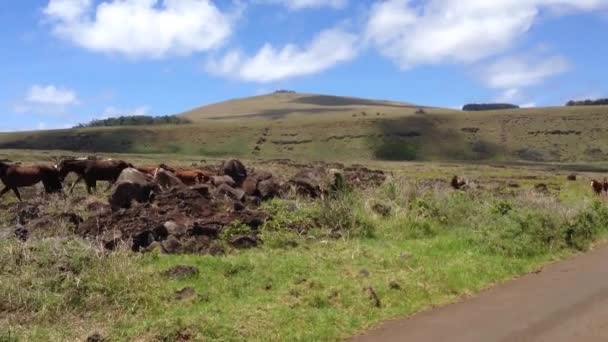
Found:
0,158 -> 216,201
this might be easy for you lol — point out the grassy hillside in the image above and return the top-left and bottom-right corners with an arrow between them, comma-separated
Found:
1,92 -> 608,163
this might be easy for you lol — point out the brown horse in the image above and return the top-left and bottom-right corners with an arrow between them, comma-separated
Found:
173,168 -> 210,185
0,161 -> 63,201
58,159 -> 132,194
135,163 -> 176,177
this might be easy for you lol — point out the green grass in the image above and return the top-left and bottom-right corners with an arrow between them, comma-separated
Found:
2,159 -> 608,341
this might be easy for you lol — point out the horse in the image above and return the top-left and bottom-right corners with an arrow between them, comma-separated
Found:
58,159 -> 132,194
173,168 -> 210,185
591,180 -> 604,196
0,161 -> 62,201
451,175 -> 467,190
135,163 -> 176,177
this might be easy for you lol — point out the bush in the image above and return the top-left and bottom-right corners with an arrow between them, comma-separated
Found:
76,115 -> 191,128
462,103 -> 519,111
566,98 -> 608,106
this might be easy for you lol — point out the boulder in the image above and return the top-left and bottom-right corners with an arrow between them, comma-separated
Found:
153,169 -> 186,190
258,179 -> 280,199
222,159 -> 248,186
211,175 -> 236,187
290,168 -> 324,197
216,183 -> 246,201
109,168 -> 159,210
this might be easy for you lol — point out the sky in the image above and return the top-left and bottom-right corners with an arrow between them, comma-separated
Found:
1,0 -> 607,132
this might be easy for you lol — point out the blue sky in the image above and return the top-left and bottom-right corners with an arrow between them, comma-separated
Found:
1,0 -> 607,132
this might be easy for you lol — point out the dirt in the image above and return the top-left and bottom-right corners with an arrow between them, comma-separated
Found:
352,244 -> 608,342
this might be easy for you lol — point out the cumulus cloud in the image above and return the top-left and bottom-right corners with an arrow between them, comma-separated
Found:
26,84 -> 79,106
44,0 -> 234,59
481,54 -> 571,89
365,0 -> 608,69
258,0 -> 347,10
206,27 -> 358,82
13,84 -> 79,116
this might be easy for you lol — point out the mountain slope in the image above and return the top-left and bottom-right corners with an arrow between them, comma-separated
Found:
1,92 -> 608,163
179,92 -> 431,122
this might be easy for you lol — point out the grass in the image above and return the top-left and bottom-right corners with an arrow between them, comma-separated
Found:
2,156 -> 608,341
1,92 -> 608,163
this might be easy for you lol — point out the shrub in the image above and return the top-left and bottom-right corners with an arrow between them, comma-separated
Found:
462,103 -> 519,111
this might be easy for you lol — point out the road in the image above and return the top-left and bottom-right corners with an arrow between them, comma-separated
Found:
352,245 -> 608,342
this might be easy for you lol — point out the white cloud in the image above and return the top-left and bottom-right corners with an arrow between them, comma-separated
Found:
481,54 -> 571,89
364,0 -> 608,69
44,0 -> 234,59
207,27 -> 358,82
13,84 -> 79,116
26,84 -> 79,106
521,102 -> 537,108
258,0 -> 347,10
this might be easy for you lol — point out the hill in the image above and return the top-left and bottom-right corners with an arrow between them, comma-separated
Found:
1,92 -> 608,163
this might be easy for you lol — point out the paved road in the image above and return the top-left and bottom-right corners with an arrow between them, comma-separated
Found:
352,245 -> 608,342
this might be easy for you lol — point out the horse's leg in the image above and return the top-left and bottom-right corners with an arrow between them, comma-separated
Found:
12,187 -> 22,202
69,175 -> 84,194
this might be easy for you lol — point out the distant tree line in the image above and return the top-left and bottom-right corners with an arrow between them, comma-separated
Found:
565,98 -> 608,106
274,89 -> 296,94
462,103 -> 520,111
75,115 -> 191,128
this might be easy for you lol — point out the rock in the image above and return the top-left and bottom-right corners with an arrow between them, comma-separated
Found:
359,269 -> 371,277
389,280 -> 401,290
16,204 -> 41,225
233,201 -> 246,212
190,222 -> 221,238
131,230 -> 156,252
189,184 -> 211,197
211,175 -> 236,187
365,286 -> 382,308
163,265 -> 199,279
371,203 -> 391,217
230,235 -> 258,249
153,169 -> 186,190
59,212 -> 84,229
109,168 -> 158,210
162,221 -> 187,238
216,183 -> 246,201
567,174 -> 577,181
14,225 -> 29,241
222,159 -> 248,186
174,287 -> 196,300
161,235 -> 183,254
290,168 -> 324,197
86,333 -> 105,342
258,179 -> 280,200
242,178 -> 259,196
101,230 -> 123,250
534,183 -> 549,193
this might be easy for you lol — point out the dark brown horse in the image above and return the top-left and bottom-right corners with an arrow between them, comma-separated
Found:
58,159 -> 132,194
0,161 -> 62,201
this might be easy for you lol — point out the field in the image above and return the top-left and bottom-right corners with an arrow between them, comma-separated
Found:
1,93 -> 608,163
2,149 -> 608,341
